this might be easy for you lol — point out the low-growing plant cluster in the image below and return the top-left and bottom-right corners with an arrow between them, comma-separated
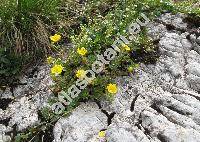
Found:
45,0 -> 200,127
48,0 -> 181,113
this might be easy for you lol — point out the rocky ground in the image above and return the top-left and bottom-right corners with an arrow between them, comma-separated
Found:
0,65 -> 54,141
0,13 -> 200,142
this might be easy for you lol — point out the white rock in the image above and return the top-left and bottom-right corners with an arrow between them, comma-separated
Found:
0,124 -> 11,142
53,102 -> 107,142
0,88 -> 12,99
6,97 -> 38,131
197,36 -> 200,44
159,13 -> 187,30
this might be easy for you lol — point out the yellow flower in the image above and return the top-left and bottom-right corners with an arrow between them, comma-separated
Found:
76,69 -> 86,79
122,44 -> 131,51
77,47 -> 87,56
98,131 -> 106,138
51,64 -> 63,75
107,83 -> 118,94
47,56 -> 54,64
128,66 -> 134,72
50,34 -> 61,43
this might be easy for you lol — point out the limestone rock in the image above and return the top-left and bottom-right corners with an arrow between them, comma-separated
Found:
0,88 -> 12,99
197,36 -> 200,44
159,13 -> 187,30
53,102 -> 107,142
4,97 -> 38,131
0,64 -> 53,132
0,124 -> 12,142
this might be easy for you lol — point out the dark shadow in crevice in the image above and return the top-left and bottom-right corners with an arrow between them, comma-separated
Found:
37,125 -> 55,142
151,102 -> 184,127
135,111 -> 143,130
135,111 -> 152,140
130,94 -> 140,111
187,93 -> 200,102
0,117 -> 11,127
95,100 -> 116,126
0,98 -> 12,110
153,39 -> 160,45
157,133 -> 169,142
184,15 -> 200,30
130,44 -> 160,65
101,110 -> 116,125
167,105 -> 192,116
27,67 -> 38,78
166,24 -> 175,31
150,102 -> 163,114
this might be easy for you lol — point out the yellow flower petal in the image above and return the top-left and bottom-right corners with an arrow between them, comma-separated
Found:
77,47 -> 87,56
128,66 -> 134,72
51,64 -> 63,75
98,131 -> 106,138
122,44 -> 131,51
50,34 -> 61,43
107,83 -> 118,94
76,69 -> 86,79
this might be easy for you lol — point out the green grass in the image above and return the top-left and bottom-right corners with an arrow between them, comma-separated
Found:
0,0 -> 60,49
173,0 -> 200,15
0,0 -> 60,85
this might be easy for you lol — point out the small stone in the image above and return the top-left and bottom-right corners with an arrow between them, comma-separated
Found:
197,36 -> 200,45
190,34 -> 197,42
0,88 -> 12,99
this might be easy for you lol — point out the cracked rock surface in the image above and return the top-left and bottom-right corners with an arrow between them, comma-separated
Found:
53,13 -> 200,142
0,64 -> 54,134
